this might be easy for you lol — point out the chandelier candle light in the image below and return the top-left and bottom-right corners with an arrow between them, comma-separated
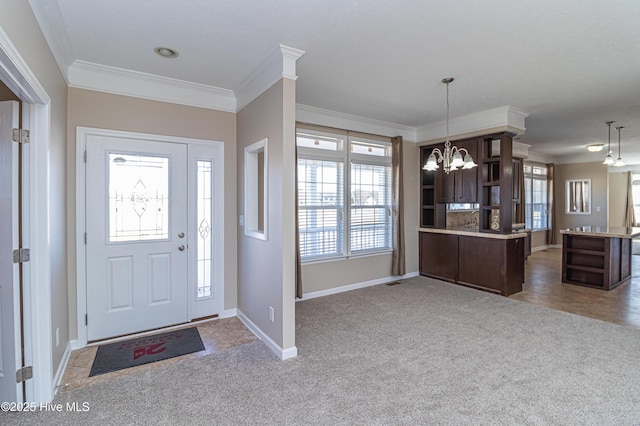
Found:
423,77 -> 477,174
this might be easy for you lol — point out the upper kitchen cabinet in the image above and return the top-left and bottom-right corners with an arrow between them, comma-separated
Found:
436,138 -> 478,203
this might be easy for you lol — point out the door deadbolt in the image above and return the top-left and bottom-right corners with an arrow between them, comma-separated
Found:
178,245 -> 186,251
178,232 -> 185,238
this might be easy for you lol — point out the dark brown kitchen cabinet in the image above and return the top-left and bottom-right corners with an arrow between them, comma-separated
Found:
457,235 -> 524,296
562,233 -> 632,290
437,138 -> 478,203
419,232 -> 458,281
419,231 -> 525,296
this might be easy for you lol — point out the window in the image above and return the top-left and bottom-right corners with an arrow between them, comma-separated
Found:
297,129 -> 393,261
524,163 -> 549,230
633,174 -> 640,225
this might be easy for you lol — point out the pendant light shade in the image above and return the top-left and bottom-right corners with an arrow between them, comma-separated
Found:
603,121 -> 615,165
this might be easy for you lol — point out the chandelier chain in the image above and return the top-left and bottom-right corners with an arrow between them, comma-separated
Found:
445,80 -> 451,148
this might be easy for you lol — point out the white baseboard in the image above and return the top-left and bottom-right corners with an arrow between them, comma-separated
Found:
53,342 -> 72,395
236,309 -> 297,360
221,308 -> 237,318
299,271 -> 420,301
69,339 -> 82,351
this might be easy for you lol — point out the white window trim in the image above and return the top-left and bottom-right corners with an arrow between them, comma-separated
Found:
297,130 -> 393,263
524,161 -> 550,230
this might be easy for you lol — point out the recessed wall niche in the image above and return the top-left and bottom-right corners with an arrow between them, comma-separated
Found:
244,138 -> 268,240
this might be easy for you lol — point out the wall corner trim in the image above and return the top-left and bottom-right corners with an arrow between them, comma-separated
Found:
221,308 -> 238,319
237,309 -> 298,360
53,341 -> 73,396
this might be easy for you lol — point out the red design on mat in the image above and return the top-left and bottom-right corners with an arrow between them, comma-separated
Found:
133,342 -> 167,360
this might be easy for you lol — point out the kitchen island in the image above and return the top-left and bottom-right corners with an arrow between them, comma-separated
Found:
419,228 -> 528,296
561,226 -> 640,290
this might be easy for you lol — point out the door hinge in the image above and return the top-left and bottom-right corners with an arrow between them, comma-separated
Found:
83,150 -> 87,163
84,232 -> 87,244
12,248 -> 31,264
85,314 -> 88,326
16,366 -> 33,383
12,128 -> 30,144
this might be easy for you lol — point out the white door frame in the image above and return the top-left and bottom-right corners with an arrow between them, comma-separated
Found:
0,28 -> 53,403
76,127 -> 225,347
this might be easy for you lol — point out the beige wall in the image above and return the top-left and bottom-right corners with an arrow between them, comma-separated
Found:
0,79 -> 20,101
301,139 -> 420,294
531,229 -> 547,249
237,79 -> 297,351
608,171 -> 627,227
554,162 -> 608,242
0,1 -> 69,375
67,88 -> 238,339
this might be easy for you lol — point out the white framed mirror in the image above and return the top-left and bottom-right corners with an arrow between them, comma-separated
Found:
565,179 -> 591,215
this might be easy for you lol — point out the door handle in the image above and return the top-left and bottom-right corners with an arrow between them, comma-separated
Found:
178,245 -> 186,251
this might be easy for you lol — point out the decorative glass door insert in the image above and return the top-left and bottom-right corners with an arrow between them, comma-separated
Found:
108,153 -> 170,242
196,160 -> 212,299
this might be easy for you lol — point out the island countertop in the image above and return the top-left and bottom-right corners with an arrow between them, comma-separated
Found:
419,227 -> 528,240
560,226 -> 640,239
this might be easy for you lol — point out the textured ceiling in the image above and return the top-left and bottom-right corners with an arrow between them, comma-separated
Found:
30,0 -> 640,165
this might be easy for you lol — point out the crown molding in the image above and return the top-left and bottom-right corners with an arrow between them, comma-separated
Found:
0,25 -> 50,104
67,60 -> 236,112
417,105 -> 530,143
280,44 -> 305,80
296,104 -> 417,141
28,0 -> 75,85
236,44 -> 305,112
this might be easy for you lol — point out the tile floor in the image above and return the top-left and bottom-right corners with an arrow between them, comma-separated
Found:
511,247 -> 640,330
58,317 -> 257,393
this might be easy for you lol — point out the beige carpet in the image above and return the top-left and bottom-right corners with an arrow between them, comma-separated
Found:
6,275 -> 640,425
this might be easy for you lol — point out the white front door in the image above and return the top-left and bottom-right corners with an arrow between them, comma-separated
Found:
0,101 -> 21,401
85,136 -> 189,341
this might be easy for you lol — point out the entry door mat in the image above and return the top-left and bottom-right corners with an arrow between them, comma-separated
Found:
89,327 -> 205,377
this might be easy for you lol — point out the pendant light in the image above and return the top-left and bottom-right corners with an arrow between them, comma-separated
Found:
423,78 -> 477,174
603,121 -> 615,165
613,126 -> 625,167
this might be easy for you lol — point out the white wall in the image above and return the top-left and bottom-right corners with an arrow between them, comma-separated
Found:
0,0 -> 69,378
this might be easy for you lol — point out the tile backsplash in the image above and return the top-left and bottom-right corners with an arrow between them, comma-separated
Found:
446,210 -> 479,229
